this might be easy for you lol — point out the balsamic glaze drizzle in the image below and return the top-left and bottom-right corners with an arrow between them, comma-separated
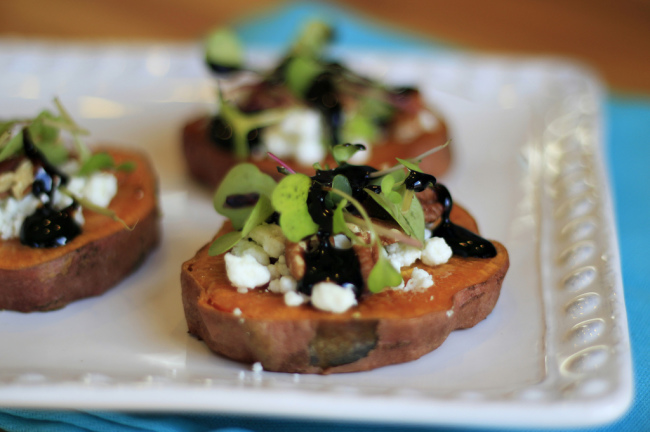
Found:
429,183 -> 497,259
18,129 -> 82,248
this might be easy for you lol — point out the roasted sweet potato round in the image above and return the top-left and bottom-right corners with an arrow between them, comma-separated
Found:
0,148 -> 160,313
181,114 -> 450,189
181,205 -> 508,374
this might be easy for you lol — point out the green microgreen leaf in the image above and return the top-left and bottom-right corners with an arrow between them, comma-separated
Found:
331,198 -> 364,246
285,56 -> 324,98
367,255 -> 403,293
368,140 -> 450,179
331,174 -> 351,205
78,152 -> 116,176
208,195 -> 274,256
396,157 -> 421,172
34,142 -> 69,166
204,27 -> 244,69
0,129 -> 24,163
116,161 -> 136,172
342,112 -> 379,144
272,173 -> 318,242
53,97 -> 91,162
291,20 -> 333,59
209,231 -> 244,256
332,143 -> 366,165
27,110 -> 60,146
213,163 -> 277,230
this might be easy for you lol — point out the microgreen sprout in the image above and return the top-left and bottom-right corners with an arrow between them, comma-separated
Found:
368,140 -> 450,178
59,186 -> 135,231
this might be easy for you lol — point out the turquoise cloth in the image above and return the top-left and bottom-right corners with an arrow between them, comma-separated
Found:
2,2 -> 648,431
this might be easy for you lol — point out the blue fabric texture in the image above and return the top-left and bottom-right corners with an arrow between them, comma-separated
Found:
1,2 -> 648,432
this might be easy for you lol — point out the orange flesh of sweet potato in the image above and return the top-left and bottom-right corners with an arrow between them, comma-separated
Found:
181,204 -> 509,374
0,148 -> 160,312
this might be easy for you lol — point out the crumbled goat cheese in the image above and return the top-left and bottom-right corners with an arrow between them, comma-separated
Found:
418,110 -> 439,131
262,109 -> 326,166
248,223 -> 285,258
284,290 -> 306,307
268,275 -> 298,294
421,237 -> 452,266
232,308 -> 242,316
311,282 -> 357,313
385,242 -> 421,271
267,254 -> 290,279
232,239 -> 270,266
0,171 -> 117,240
252,362 -> 263,372
224,253 -> 271,292
332,233 -> 352,249
404,267 -> 434,292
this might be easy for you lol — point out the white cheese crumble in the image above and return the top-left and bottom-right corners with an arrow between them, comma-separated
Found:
385,242 -> 421,271
284,290 -> 306,307
310,282 -> 357,313
421,237 -> 452,266
231,239 -> 270,266
248,223 -> 285,258
224,253 -> 271,292
232,308 -> 242,316
268,275 -> 297,294
251,362 -> 263,372
404,267 -> 434,292
332,233 -> 352,249
0,171 -> 118,240
261,108 -> 326,166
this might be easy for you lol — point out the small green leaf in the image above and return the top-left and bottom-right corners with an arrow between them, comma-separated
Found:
285,56 -> 324,98
241,195 -> 275,236
204,28 -> 244,69
272,173 -> 318,242
330,174 -> 351,206
367,255 -> 403,293
34,142 -> 69,166
28,110 -> 60,146
208,231 -> 244,256
380,174 -> 395,194
396,157 -> 421,172
291,20 -> 333,59
0,130 -> 24,163
332,143 -> 366,165
78,152 -> 115,176
214,163 -> 277,230
342,112 -> 379,144
116,161 -> 136,172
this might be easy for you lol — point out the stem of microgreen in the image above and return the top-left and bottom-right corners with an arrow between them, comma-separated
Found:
368,140 -> 450,178
59,186 -> 136,231
267,152 -> 296,174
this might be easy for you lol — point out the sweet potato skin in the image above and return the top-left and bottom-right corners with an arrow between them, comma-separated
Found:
0,148 -> 160,312
181,205 -> 509,374
181,115 -> 450,189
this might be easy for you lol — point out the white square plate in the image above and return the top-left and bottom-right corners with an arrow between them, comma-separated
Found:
0,41 -> 632,429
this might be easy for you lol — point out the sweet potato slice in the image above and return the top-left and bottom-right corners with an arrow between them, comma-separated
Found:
181,114 -> 450,189
0,148 -> 160,312
181,205 -> 508,374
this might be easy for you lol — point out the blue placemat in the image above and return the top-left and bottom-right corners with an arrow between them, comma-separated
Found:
2,1 -> 648,431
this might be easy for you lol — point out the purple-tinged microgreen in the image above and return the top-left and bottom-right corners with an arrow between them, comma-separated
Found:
271,173 -> 318,242
267,152 -> 296,174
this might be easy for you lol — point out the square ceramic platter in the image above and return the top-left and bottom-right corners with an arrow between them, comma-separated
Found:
0,40 -> 632,429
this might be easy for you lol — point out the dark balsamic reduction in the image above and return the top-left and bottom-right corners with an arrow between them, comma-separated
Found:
20,205 -> 81,248
404,170 -> 436,192
429,183 -> 497,259
18,129 -> 81,248
205,61 -> 242,76
224,192 -> 260,209
305,72 -> 343,145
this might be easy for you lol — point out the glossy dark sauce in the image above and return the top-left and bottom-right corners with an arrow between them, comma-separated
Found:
224,192 -> 260,209
298,179 -> 364,298
305,72 -> 342,145
205,61 -> 242,76
429,183 -> 497,258
19,129 -> 81,248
